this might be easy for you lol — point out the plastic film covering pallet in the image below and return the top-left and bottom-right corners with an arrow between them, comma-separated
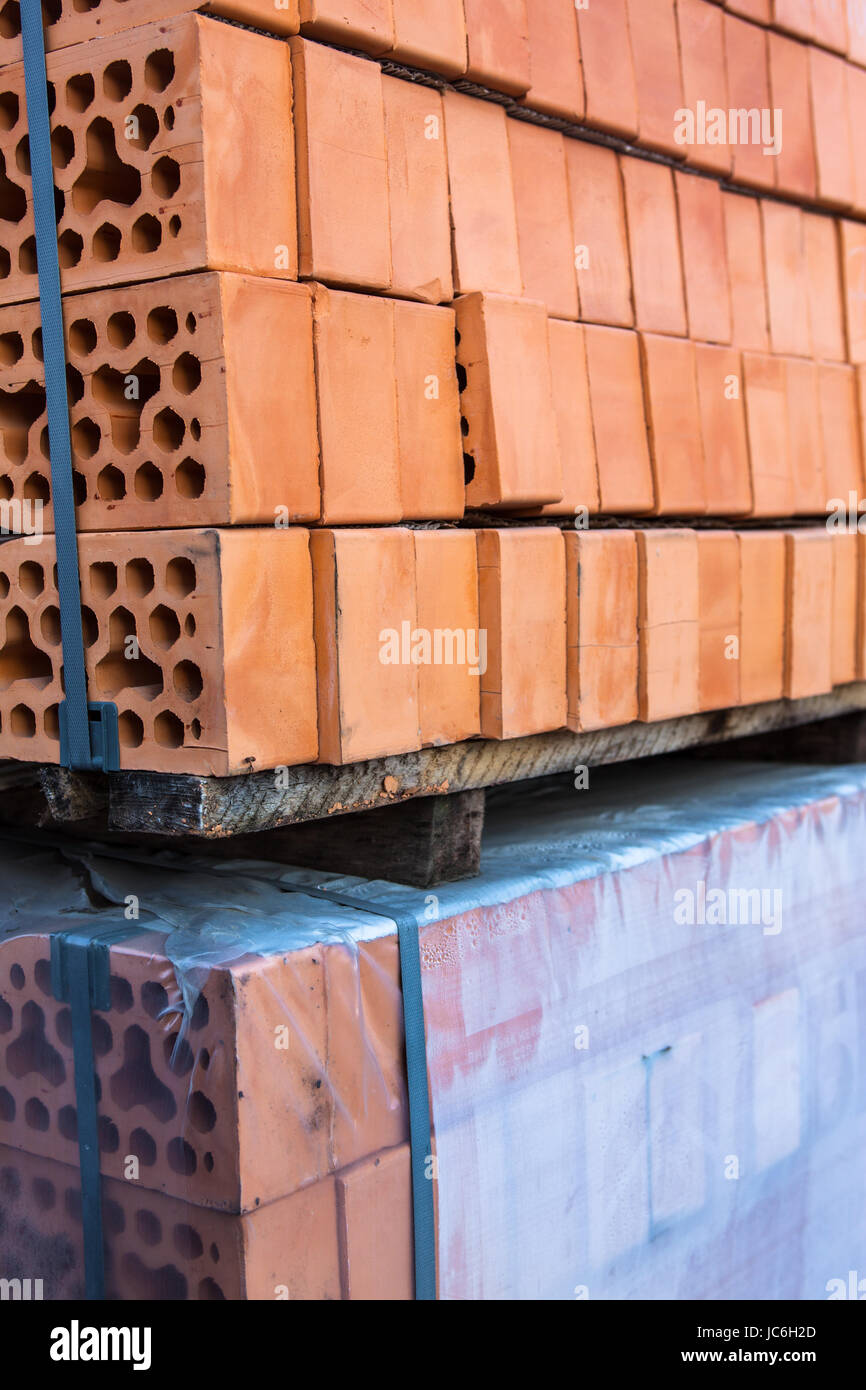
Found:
1,756 -> 866,1299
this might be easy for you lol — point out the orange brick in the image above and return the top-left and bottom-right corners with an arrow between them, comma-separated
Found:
817,363 -> 864,501
727,0 -> 771,18
832,532 -> 860,686
575,0 -> 639,139
537,321 -> 600,516
739,531 -> 786,704
394,300 -> 464,522
675,173 -> 732,345
464,0 -> 531,94
626,0 -> 685,157
784,358 -> 827,515
456,293 -> 563,509
803,213 -> 846,362
637,529 -> 700,721
564,142 -> 634,328
847,64 -> 866,214
292,39 -> 391,291
785,530 -> 834,698
311,528 -> 421,764
841,221 -> 866,363
762,202 -> 811,358
813,0 -> 850,54
477,528 -> 567,738
773,0 -> 814,40
389,0 -> 468,77
520,0 -> 585,122
508,123 -> 579,319
767,32 -> 817,199
743,352 -> 795,516
676,0 -> 731,174
414,531 -> 482,746
723,193 -> 770,351
299,0 -> 393,52
337,1146 -> 414,1301
566,530 -> 639,731
723,15 -> 776,190
849,0 -> 866,67
698,532 -> 741,711
583,325 -> 655,513
312,286 -> 400,524
809,49 -> 855,208
443,92 -> 523,297
383,79 -> 452,304
621,158 -> 688,336
695,343 -> 753,516
641,334 -> 707,515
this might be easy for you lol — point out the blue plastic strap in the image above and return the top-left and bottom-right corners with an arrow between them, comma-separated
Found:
20,0 -> 118,771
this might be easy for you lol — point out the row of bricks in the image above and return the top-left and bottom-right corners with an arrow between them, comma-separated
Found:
4,0 -> 865,198
0,524 -> 861,775
3,270 -> 864,531
0,1137 -> 411,1299
3,17 -> 866,321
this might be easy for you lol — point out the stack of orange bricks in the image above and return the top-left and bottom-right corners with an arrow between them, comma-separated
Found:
0,0 -> 864,775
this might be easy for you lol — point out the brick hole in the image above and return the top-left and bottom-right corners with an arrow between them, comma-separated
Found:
134,462 -> 164,500
66,363 -> 85,404
0,1165 -> 21,1197
132,214 -> 162,254
188,1091 -> 216,1134
173,460 -> 205,501
190,994 -> 209,1032
96,463 -> 125,500
72,0 -> 100,13
130,1126 -> 157,1166
92,222 -> 121,263
104,1199 -> 124,1236
136,1209 -> 161,1246
18,561 -> 44,598
66,73 -> 95,112
190,718 -> 201,740
118,709 -> 143,748
198,1049 -> 210,1070
0,1087 -> 14,1121
166,1138 -> 196,1176
141,981 -> 168,1020
173,661 -> 202,703
145,48 -> 176,92
0,608 -> 53,688
23,472 -> 50,504
0,995 -> 12,1031
126,558 -> 154,597
24,1097 -> 49,1131
73,471 -> 87,505
174,1223 -> 203,1260
152,156 -> 180,200
168,215 -> 181,238
0,377 -> 47,464
164,1032 -> 193,1075
32,1177 -> 55,1210
58,1105 -> 77,1141
51,125 -> 75,170
93,359 -> 160,453
110,1025 -> 176,1121
153,406 -> 183,452
129,104 -> 159,152
91,1014 -> 112,1057
56,1007 -> 72,1047
147,306 -> 177,344
184,614 -> 196,637
14,134 -> 29,176
58,229 -> 83,269
0,572 -> 9,598
189,418 -> 201,442
123,1252 -> 187,1301
154,710 -> 184,749
203,1152 -> 214,1173
44,704 -> 59,740
9,963 -> 24,988
149,604 -> 179,649
107,310 -> 135,349
464,453 -> 476,484
0,92 -> 19,129
71,416 -> 100,459
95,607 -> 163,699
73,117 -> 141,215
98,1115 -> 119,1153
0,247 -> 9,279
185,313 -> 196,334
460,416 -> 469,437
456,362 -> 467,392
103,60 -> 133,103
64,1186 -> 82,1222
89,560 -> 117,599
163,106 -> 175,131
110,976 -> 134,1012
0,477 -> 10,500
33,958 -> 51,996
81,605 -> 99,647
0,330 -> 22,364
31,327 -> 42,361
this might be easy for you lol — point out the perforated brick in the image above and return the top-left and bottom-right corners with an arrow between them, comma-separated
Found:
0,272 -> 319,531
0,15 -> 296,306
0,527 -> 318,773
